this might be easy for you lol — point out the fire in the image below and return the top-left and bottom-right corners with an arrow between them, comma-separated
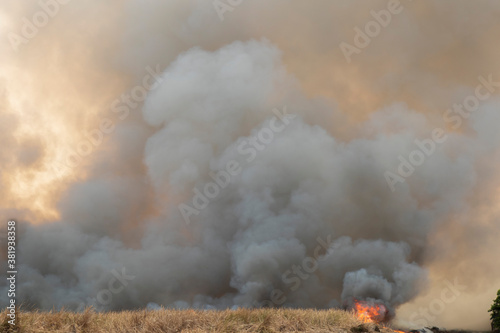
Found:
353,300 -> 387,323
352,300 -> 406,333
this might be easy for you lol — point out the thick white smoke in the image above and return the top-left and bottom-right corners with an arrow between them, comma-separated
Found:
1,1 -> 500,329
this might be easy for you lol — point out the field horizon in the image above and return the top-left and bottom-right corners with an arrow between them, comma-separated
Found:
1,308 -> 413,333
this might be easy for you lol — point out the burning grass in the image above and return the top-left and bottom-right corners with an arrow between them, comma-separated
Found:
0,307 -> 406,333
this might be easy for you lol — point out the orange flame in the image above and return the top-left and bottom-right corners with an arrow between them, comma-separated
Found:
353,300 -> 387,323
352,300 -> 406,333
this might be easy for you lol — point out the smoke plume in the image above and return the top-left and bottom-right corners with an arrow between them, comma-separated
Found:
1,0 -> 499,330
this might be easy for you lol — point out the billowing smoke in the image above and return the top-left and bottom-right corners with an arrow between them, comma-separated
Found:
1,0 -> 500,330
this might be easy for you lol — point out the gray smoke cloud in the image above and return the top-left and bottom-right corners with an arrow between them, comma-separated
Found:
1,0 -> 500,329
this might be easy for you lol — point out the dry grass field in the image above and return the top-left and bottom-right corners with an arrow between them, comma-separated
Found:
0,308 -> 404,333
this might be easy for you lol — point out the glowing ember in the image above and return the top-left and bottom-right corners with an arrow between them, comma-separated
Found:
353,300 -> 387,323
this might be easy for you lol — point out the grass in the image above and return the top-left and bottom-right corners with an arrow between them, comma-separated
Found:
0,307 -> 404,333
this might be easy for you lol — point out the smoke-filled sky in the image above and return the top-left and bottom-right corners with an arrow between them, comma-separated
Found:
1,0 -> 500,330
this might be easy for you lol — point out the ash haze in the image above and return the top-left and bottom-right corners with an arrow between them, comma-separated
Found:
1,0 -> 500,330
